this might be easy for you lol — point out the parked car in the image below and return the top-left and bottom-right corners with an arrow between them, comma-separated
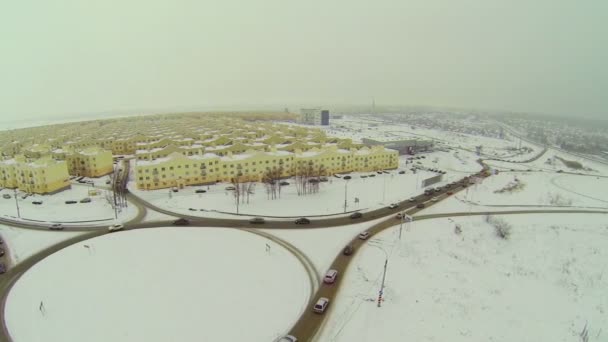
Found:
105,180 -> 112,184
398,170 -> 405,174
32,200 -> 43,205
108,224 -> 124,232
275,335 -> 298,342
343,245 -> 354,256
368,174 -> 376,177
333,174 -> 342,178
319,177 -> 328,182
343,175 -> 352,180
388,203 -> 399,209
376,171 -> 383,174
172,218 -> 190,226
416,203 -> 425,209
308,178 -> 319,183
2,194 -> 11,199
349,212 -> 363,219
313,297 -> 330,314
295,217 -> 310,225
249,217 -> 265,224
323,269 -> 339,284
408,197 -> 416,202
49,223 -> 64,230
65,200 -> 77,204
431,197 -> 439,202
446,191 -> 454,195
358,231 -> 370,240
360,175 -> 368,178
225,186 -> 236,191
80,197 -> 92,203
188,208 -> 197,211
279,181 -> 290,186
195,189 -> 207,193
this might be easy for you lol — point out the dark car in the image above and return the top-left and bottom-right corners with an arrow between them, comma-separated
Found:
195,189 -> 207,193
295,217 -> 311,225
416,203 -> 425,209
369,174 -> 376,177
398,170 -> 405,174
343,175 -> 352,180
280,181 -> 290,186
343,245 -> 354,256
172,218 -> 190,226
319,177 -> 329,182
376,171 -> 383,174
0,263 -> 6,274
0,248 -> 4,257
360,175 -> 368,178
349,212 -> 363,219
249,217 -> 266,224
65,200 -> 77,204
32,201 -> 43,205
308,178 -> 319,183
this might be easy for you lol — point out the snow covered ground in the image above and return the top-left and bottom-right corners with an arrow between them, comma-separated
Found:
128,149 -> 482,218
5,227 -> 310,342
0,225 -> 82,265
318,214 -> 608,342
0,184 -> 136,224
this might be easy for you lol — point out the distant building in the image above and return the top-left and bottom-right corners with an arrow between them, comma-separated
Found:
300,108 -> 330,126
361,138 -> 434,155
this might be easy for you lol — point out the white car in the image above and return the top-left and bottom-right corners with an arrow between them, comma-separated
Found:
108,224 -> 124,232
431,197 -> 439,202
388,203 -> 399,209
323,269 -> 338,284
275,335 -> 298,342
408,197 -> 416,202
358,231 -> 370,240
313,297 -> 330,313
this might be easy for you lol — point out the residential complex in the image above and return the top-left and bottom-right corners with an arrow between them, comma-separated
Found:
1,112 -> 399,192
299,108 -> 330,126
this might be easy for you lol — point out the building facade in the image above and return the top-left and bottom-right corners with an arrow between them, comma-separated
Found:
0,156 -> 70,194
299,108 -> 330,126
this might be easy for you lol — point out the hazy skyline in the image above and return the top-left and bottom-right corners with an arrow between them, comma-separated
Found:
1,0 -> 607,122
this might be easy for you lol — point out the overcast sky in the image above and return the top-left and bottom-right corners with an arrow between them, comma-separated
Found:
1,0 -> 606,122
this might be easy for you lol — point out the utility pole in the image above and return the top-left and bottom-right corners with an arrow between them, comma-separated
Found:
14,189 -> 21,218
399,213 -> 404,239
377,258 -> 388,307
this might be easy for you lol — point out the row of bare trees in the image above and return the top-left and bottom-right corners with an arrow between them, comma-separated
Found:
295,161 -> 327,196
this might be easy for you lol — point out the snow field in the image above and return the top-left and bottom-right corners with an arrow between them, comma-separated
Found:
6,228 -> 310,342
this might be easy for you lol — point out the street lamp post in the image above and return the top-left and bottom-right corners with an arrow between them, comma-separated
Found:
378,258 -> 388,307
14,189 -> 21,218
343,179 -> 349,213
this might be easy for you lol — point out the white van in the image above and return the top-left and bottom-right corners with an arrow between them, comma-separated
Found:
323,269 -> 338,284
313,297 -> 330,314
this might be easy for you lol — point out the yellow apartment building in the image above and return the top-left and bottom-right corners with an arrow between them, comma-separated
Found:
0,156 -> 70,194
135,145 -> 398,190
65,147 -> 114,177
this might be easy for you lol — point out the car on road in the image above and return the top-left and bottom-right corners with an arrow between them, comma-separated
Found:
294,217 -> 310,225
80,197 -> 92,203
408,197 -> 416,202
249,217 -> 266,224
388,203 -> 399,209
0,263 -> 6,274
416,203 -> 425,209
32,201 -> 43,205
172,218 -> 190,226
188,208 -> 197,211
446,191 -> 453,195
343,245 -> 354,256
275,335 -> 298,342
349,212 -> 363,219
313,297 -> 330,314
431,197 -> 439,202
65,200 -> 77,204
49,223 -> 64,230
2,194 -> 11,199
323,269 -> 338,284
195,189 -> 207,193
358,231 -> 370,240
108,224 -> 124,232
